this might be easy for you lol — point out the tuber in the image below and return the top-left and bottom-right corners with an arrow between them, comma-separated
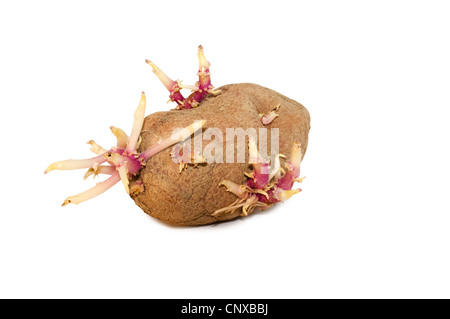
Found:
45,46 -> 311,226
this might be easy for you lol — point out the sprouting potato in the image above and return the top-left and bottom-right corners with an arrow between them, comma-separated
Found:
45,46 -> 310,226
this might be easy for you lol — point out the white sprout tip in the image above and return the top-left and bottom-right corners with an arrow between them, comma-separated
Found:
290,142 -> 303,165
189,120 -> 206,133
278,189 -> 301,202
61,198 -> 72,207
44,162 -> 62,174
197,45 -> 211,69
295,177 -> 306,183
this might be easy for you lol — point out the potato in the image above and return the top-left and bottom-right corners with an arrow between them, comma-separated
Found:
45,47 -> 310,226
132,83 -> 310,226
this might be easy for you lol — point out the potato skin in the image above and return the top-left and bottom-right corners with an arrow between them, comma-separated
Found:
132,83 -> 310,226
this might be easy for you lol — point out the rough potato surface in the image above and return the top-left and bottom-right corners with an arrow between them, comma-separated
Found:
132,83 -> 310,226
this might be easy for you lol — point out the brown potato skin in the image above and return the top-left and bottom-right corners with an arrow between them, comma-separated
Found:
132,83 -> 310,226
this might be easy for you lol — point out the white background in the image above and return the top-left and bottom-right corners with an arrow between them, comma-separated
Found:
1,0 -> 449,299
